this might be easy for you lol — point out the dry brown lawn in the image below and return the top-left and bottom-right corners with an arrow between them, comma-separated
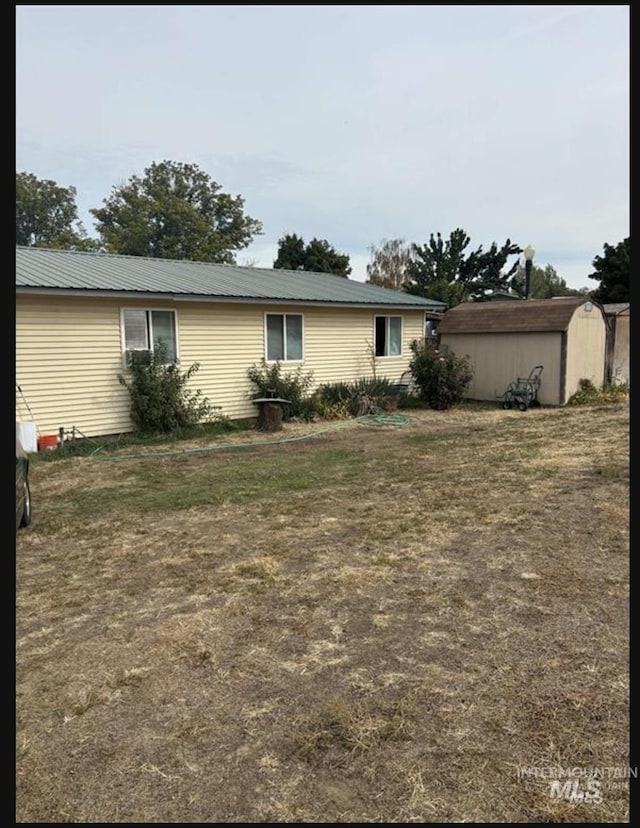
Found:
16,402 -> 630,822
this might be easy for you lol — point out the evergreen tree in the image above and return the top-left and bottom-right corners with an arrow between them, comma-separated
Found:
587,238 -> 630,303
273,234 -> 351,277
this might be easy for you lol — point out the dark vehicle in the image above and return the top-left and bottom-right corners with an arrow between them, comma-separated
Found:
16,436 -> 31,530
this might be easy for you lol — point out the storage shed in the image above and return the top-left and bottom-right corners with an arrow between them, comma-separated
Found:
438,297 -> 607,406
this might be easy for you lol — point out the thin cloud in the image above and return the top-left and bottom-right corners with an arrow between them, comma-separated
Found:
16,5 -> 629,289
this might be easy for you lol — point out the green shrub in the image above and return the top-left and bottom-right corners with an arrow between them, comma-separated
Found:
567,378 -> 630,406
118,344 -> 214,433
408,339 -> 473,410
247,360 -> 315,420
313,377 -> 402,418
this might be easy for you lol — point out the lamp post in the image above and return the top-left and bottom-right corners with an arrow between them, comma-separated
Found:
523,244 -> 535,299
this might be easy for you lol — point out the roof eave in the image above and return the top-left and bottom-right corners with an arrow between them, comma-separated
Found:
440,326 -> 570,334
15,286 -> 443,310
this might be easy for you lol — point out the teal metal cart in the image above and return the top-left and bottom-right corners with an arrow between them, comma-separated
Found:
501,365 -> 543,411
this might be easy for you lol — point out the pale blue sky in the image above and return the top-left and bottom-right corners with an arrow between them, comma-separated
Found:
16,5 -> 629,289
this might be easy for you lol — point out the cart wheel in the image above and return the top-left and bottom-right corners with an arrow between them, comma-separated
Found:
518,402 -> 528,412
502,400 -> 513,410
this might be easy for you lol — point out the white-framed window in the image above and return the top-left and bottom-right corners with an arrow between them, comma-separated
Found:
374,315 -> 402,357
121,308 -> 179,364
265,313 -> 303,362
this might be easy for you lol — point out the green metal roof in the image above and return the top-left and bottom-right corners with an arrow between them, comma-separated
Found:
15,247 -> 445,309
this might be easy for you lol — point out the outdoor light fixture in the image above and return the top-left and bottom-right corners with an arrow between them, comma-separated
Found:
523,244 -> 535,299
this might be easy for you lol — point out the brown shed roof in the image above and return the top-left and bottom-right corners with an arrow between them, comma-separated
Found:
438,297 -> 598,335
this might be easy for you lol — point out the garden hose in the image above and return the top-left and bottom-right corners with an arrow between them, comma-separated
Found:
91,413 -> 412,462
365,413 -> 412,427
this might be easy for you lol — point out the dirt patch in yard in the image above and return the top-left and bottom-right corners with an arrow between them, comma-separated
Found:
16,403 -> 630,822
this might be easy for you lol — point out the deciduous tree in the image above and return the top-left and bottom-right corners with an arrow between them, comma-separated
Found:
16,171 -> 96,250
509,263 -> 584,298
365,238 -> 413,290
90,160 -> 263,263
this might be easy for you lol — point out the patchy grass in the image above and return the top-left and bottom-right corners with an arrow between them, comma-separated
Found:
31,446 -> 365,530
16,403 -> 629,822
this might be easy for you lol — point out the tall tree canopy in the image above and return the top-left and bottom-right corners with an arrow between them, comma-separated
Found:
366,238 -> 414,291
16,171 -> 96,250
273,233 -> 351,278
273,233 -> 307,271
90,160 -> 263,263
509,263 -> 585,298
587,237 -> 630,304
404,229 -> 521,306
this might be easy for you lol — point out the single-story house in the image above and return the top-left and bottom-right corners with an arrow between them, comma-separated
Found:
437,296 -> 607,406
15,246 -> 445,438
602,303 -> 629,385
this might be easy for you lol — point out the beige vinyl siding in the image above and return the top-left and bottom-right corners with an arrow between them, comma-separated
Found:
16,295 -> 132,437
564,303 -> 607,402
291,307 -> 421,385
441,332 -> 563,405
175,303 -> 263,420
178,303 -> 425,419
16,295 -> 426,436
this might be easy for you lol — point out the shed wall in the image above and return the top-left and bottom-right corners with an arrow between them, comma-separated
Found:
564,304 -> 607,402
440,331 -> 562,405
